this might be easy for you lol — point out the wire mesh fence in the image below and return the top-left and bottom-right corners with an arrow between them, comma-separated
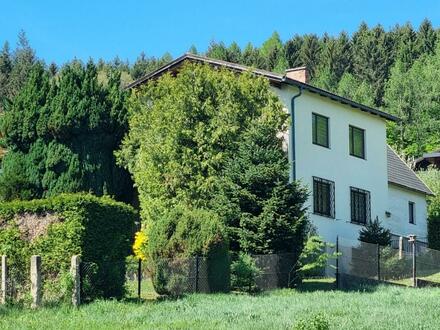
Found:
335,236 -> 440,289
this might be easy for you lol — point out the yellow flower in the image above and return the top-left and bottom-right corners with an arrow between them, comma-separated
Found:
133,230 -> 148,261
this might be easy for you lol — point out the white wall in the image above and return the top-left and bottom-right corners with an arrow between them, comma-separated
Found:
387,184 -> 428,240
273,84 -> 390,243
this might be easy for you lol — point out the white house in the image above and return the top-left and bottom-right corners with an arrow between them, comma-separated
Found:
127,54 -> 434,245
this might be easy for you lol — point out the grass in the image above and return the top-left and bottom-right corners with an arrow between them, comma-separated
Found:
1,281 -> 440,329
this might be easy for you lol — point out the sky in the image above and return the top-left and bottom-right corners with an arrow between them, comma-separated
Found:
1,0 -> 440,65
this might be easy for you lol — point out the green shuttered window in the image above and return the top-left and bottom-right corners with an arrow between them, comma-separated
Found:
349,126 -> 365,159
312,113 -> 329,148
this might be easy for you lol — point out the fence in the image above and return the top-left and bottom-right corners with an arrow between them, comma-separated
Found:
335,236 -> 440,289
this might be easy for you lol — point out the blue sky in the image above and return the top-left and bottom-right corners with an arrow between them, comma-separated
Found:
1,0 -> 440,64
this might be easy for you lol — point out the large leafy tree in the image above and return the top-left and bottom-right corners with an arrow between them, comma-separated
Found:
117,63 -> 309,256
0,61 -> 133,202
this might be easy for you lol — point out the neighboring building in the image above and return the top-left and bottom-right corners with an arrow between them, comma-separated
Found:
128,54 -> 434,244
414,150 -> 440,171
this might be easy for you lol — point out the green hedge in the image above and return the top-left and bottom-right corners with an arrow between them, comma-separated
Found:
148,206 -> 230,295
0,193 -> 137,301
428,197 -> 440,250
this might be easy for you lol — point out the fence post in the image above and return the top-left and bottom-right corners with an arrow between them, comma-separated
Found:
70,255 -> 81,307
30,255 -> 42,308
409,235 -> 417,288
1,256 -> 7,305
335,236 -> 339,289
377,244 -> 381,281
195,256 -> 200,293
137,258 -> 142,302
399,236 -> 404,260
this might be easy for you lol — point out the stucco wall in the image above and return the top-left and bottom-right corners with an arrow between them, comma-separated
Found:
272,84 -> 427,244
387,184 -> 428,240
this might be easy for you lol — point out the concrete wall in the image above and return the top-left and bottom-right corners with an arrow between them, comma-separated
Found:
272,84 -> 427,244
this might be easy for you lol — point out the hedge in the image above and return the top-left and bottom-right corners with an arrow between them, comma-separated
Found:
0,193 -> 137,302
148,206 -> 230,295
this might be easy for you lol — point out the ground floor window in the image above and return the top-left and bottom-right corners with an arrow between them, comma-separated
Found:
409,201 -> 415,224
313,177 -> 335,218
350,187 -> 370,224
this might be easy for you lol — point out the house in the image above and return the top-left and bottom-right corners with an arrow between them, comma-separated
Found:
127,54 -> 434,245
414,150 -> 440,171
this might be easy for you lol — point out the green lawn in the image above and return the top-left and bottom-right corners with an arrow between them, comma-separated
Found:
1,281 -> 440,329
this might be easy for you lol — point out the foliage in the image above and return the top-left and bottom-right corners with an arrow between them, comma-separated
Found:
418,168 -> 440,249
147,205 -> 230,294
0,193 -> 137,302
358,217 -> 391,246
292,313 -> 330,330
133,230 -> 148,261
297,236 -> 337,278
0,60 -> 133,203
230,253 -> 261,292
218,119 -> 309,255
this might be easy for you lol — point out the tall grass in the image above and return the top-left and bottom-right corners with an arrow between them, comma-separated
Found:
1,284 -> 439,329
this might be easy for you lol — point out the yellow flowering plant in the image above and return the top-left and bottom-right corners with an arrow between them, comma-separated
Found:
133,230 -> 148,261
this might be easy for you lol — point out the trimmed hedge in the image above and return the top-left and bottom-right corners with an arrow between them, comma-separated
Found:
0,193 -> 137,301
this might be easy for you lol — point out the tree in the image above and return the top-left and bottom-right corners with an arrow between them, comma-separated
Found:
358,217 -> 391,246
0,42 -> 12,110
384,46 -> 440,156
260,31 -> 286,71
117,63 -> 309,256
218,119 -> 309,254
0,61 -> 133,202
299,34 -> 322,78
7,30 -> 36,99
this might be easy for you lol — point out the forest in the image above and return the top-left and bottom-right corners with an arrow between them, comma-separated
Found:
1,19 -> 440,201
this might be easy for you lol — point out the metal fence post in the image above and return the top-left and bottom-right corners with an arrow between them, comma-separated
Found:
137,258 -> 142,302
30,255 -> 42,308
1,256 -> 7,305
70,255 -> 81,307
409,235 -> 417,288
335,236 -> 339,289
377,244 -> 381,281
195,256 -> 199,293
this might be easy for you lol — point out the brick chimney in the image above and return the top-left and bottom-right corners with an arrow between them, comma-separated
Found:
285,67 -> 309,84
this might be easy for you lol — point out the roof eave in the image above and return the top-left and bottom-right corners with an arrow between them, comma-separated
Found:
388,181 -> 435,197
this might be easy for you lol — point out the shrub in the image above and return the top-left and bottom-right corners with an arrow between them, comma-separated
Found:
0,193 -> 137,302
231,253 -> 261,292
148,206 -> 230,295
359,217 -> 391,246
292,313 -> 330,330
297,236 -> 337,279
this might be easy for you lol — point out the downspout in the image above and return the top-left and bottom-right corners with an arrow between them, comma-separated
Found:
289,86 -> 303,183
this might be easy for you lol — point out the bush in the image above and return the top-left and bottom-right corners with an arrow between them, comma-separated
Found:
358,217 -> 391,246
297,236 -> 337,279
148,206 -> 230,295
0,193 -> 137,302
292,313 -> 330,330
231,253 -> 261,292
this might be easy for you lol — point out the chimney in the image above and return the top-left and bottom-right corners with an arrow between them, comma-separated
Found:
285,67 -> 309,84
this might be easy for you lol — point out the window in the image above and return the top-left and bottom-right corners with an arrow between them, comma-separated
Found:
313,177 -> 335,218
312,113 -> 329,148
350,187 -> 370,224
349,126 -> 365,159
409,201 -> 415,224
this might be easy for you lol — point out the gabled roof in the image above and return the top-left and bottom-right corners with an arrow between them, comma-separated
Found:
126,53 -> 399,122
387,146 -> 434,196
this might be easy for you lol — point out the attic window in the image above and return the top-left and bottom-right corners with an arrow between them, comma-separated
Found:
349,125 -> 365,159
312,113 -> 329,148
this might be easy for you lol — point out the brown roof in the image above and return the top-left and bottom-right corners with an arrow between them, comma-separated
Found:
126,53 -> 399,122
387,146 -> 433,195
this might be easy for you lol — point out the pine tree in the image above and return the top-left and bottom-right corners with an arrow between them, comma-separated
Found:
0,42 -> 12,110
299,34 -> 322,78
417,18 -> 437,55
7,30 -> 36,99
284,35 -> 303,69
358,217 -> 391,246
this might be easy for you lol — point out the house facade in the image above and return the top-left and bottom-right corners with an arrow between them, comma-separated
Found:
128,54 -> 433,244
